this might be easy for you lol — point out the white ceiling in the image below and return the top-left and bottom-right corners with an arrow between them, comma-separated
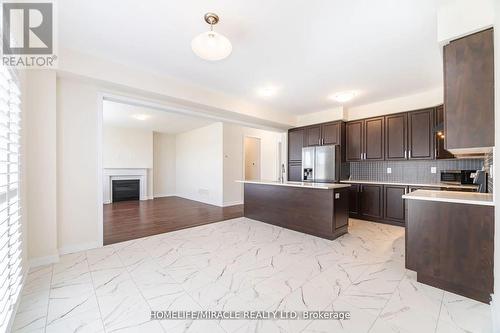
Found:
60,0 -> 443,116
102,101 -> 215,134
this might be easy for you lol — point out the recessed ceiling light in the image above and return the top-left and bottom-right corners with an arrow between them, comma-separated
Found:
257,86 -> 279,97
329,91 -> 358,103
132,114 -> 150,121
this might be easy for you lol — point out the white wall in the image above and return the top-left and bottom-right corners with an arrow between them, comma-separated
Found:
223,123 -> 285,206
296,107 -> 347,126
437,0 -> 494,44
25,70 -> 59,264
346,88 -> 443,121
103,126 -> 153,169
153,132 -> 176,197
175,123 -> 224,206
57,77 -> 101,253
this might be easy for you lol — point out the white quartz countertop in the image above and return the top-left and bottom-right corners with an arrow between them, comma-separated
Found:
340,180 -> 478,190
237,180 -> 351,190
402,190 -> 493,206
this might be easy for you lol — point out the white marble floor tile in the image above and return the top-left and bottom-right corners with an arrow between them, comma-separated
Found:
436,291 -> 492,333
376,275 -> 444,333
11,218 -> 492,333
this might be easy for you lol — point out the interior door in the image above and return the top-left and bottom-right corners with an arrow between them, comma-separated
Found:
244,137 -> 261,180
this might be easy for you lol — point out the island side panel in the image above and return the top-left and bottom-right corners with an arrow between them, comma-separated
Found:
243,183 -> 345,240
406,200 -> 494,303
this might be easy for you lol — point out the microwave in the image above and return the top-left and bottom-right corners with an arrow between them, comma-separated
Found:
440,170 -> 476,185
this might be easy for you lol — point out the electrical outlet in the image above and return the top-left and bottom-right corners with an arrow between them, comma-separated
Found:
387,167 -> 392,174
431,167 -> 437,174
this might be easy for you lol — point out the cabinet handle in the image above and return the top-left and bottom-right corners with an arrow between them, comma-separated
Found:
408,150 -> 411,158
360,153 -> 363,160
318,138 -> 321,145
404,150 -> 407,159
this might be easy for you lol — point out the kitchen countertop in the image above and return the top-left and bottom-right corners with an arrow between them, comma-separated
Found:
402,189 -> 493,206
237,180 -> 351,190
340,180 -> 479,190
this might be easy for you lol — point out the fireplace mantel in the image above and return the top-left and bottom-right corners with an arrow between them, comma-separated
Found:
103,168 -> 148,204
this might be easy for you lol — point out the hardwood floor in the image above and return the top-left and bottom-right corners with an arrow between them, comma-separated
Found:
103,196 -> 243,245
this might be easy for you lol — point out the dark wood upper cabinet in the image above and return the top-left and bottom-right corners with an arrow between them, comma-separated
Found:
321,122 -> 341,145
364,117 -> 384,160
385,113 -> 407,160
305,125 -> 322,146
360,184 -> 383,219
444,28 -> 494,151
346,120 -> 363,161
435,105 -> 454,159
383,185 -> 406,225
408,108 -> 434,159
288,128 -> 304,162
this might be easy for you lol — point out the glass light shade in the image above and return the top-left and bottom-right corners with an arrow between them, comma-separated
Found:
191,31 -> 232,61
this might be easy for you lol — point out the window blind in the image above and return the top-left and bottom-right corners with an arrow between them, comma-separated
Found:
0,65 -> 22,333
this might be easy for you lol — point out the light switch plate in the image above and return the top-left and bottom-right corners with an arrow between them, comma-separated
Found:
431,167 -> 437,174
387,168 -> 392,174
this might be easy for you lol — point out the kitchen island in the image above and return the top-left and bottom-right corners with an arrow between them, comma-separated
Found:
238,180 -> 351,240
403,189 -> 494,303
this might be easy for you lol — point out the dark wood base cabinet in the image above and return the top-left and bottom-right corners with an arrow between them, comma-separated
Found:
348,183 -> 406,226
406,200 -> 494,303
244,183 -> 349,240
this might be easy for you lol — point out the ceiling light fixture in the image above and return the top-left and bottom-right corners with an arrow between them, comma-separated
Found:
132,114 -> 150,121
257,86 -> 279,97
329,91 -> 358,103
191,13 -> 232,61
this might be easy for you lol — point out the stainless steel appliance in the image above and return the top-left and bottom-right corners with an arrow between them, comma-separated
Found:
440,170 -> 476,185
301,145 -> 341,182
473,170 -> 488,193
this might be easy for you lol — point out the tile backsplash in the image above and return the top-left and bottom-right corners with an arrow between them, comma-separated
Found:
348,159 -> 484,184
483,152 -> 493,192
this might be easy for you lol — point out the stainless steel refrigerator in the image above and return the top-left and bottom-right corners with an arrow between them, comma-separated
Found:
301,145 -> 341,182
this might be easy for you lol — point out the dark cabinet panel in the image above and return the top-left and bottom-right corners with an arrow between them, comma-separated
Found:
360,184 -> 383,219
346,120 -> 363,161
364,117 -> 384,160
435,105 -> 454,159
408,109 -> 434,159
334,189 -> 349,229
385,113 -> 407,160
348,184 -> 360,217
306,125 -> 322,147
288,163 -> 302,182
384,185 -> 406,224
321,122 -> 340,145
288,129 -> 304,162
406,200 -> 493,303
444,28 -> 494,151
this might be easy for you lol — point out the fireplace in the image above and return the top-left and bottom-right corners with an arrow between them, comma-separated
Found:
112,179 -> 140,202
103,168 -> 149,204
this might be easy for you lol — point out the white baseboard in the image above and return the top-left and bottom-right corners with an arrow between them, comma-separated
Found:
59,241 -> 100,255
153,193 -> 176,198
175,194 -> 223,207
222,201 -> 243,207
29,254 -> 60,268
